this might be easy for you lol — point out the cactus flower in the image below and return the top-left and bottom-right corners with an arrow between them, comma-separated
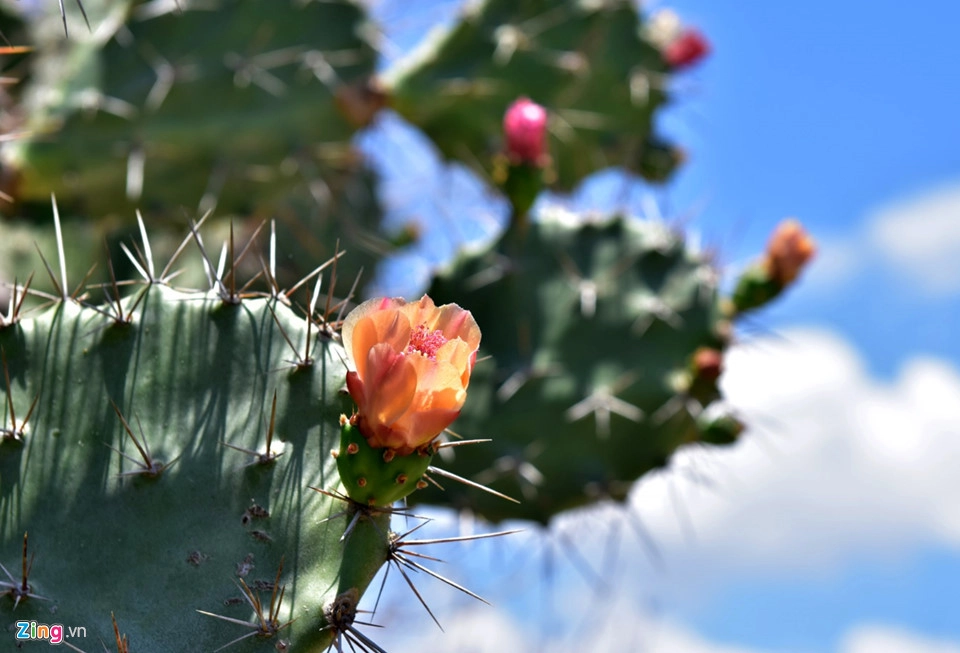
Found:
342,296 -> 481,455
503,97 -> 548,165
764,219 -> 816,285
664,28 -> 710,69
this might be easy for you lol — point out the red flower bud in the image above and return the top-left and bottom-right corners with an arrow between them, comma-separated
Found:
665,28 -> 710,69
503,97 -> 548,165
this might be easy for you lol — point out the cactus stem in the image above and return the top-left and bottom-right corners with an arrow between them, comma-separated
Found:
0,532 -> 48,608
425,465 -> 520,504
108,400 -> 178,478
1,349 -> 38,443
197,558 -> 292,651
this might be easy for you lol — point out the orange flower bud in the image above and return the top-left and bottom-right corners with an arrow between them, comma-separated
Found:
341,296 -> 481,455
764,219 -> 816,285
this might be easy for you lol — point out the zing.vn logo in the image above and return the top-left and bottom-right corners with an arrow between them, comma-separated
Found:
15,621 -> 86,645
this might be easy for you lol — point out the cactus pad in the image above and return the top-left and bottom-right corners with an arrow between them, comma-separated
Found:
383,0 -> 679,188
416,208 -> 733,524
0,278 -> 388,650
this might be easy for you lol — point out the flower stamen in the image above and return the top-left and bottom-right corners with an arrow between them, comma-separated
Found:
406,324 -> 447,360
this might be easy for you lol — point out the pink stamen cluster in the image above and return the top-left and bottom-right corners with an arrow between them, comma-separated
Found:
406,324 -> 447,360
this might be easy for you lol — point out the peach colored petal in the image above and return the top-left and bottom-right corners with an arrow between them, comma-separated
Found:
349,310 -> 411,380
362,343 -> 418,427
432,304 -> 481,350
407,354 -> 466,401
400,297 -> 481,351
396,295 -> 437,331
342,297 -> 408,367
367,308 -> 412,353
434,338 -> 476,387
403,407 -> 463,444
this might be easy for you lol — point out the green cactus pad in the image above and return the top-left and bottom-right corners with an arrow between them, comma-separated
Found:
383,0 -> 678,188
336,420 -> 434,507
0,284 -> 388,651
415,209 -> 735,524
4,0 -> 377,214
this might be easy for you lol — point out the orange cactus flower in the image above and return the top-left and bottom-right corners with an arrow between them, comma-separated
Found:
341,296 -> 481,455
764,219 -> 816,285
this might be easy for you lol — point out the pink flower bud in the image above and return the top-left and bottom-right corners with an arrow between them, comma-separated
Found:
665,28 -> 710,69
503,97 -> 548,165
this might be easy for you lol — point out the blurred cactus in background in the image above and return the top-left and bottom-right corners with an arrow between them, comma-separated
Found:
0,0 -> 816,650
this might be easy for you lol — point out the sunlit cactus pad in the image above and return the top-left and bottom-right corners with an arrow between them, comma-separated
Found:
418,209 -> 734,523
0,281 -> 389,651
383,0 -> 678,188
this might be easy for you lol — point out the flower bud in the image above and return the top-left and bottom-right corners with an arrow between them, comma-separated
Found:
503,97 -> 548,165
764,219 -> 816,285
664,28 -> 710,69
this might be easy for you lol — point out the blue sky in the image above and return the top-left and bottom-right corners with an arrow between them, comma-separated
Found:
661,0 -> 960,379
358,1 -> 960,652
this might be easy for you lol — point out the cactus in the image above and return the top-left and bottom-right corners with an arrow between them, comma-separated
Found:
1,0 -> 390,299
410,206 -> 740,524
0,216 -> 395,651
382,0 -> 682,189
2,0 -> 376,215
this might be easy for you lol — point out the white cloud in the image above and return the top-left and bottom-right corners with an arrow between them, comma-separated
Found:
628,328 -> 960,579
841,625 -> 960,653
371,328 -> 960,652
866,182 -> 960,294
383,602 -> 772,653
382,601 -> 960,653
800,235 -> 865,290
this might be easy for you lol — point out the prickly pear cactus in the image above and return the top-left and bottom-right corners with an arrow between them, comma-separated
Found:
2,0 -> 376,214
382,0 -> 682,188
415,207 -> 738,524
0,230 -> 391,650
